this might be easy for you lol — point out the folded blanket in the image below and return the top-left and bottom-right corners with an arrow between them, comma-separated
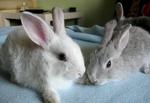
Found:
0,26 -> 102,44
66,29 -> 102,43
66,25 -> 104,36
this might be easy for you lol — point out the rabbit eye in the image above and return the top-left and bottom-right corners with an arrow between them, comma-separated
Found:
58,53 -> 67,61
106,60 -> 111,68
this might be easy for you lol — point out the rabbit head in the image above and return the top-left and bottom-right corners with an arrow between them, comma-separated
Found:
86,21 -> 131,85
20,7 -> 85,82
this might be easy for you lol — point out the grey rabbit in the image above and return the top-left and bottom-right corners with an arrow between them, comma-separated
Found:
77,2 -> 150,85
0,7 -> 85,103
79,19 -> 150,85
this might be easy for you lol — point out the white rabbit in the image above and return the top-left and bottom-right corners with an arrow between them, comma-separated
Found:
0,7 -> 85,103
79,19 -> 150,85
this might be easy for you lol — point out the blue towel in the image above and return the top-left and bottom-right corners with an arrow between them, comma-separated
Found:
66,28 -> 102,43
66,25 -> 104,36
0,26 -> 102,44
58,72 -> 150,103
66,25 -> 104,43
0,27 -> 16,44
0,71 -> 150,103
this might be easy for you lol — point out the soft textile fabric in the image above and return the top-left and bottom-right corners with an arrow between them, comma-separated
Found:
1,70 -> 150,103
66,25 -> 104,36
0,26 -> 103,44
59,72 -> 150,103
66,28 -> 102,43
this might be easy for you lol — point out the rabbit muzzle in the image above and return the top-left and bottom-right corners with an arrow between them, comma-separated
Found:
64,66 -> 85,80
86,72 -> 98,85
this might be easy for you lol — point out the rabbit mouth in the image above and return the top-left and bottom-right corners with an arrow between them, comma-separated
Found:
63,67 -> 84,80
86,73 -> 98,85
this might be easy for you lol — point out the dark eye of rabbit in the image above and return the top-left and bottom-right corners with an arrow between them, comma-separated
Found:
58,53 -> 67,61
106,60 -> 111,68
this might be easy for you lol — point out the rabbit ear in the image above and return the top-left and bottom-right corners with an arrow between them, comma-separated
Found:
116,2 -> 124,21
117,24 -> 131,52
21,12 -> 54,48
52,7 -> 66,34
101,20 -> 117,47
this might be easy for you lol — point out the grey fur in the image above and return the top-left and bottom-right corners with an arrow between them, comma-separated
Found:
78,2 -> 150,85
81,21 -> 150,85
0,8 -> 85,103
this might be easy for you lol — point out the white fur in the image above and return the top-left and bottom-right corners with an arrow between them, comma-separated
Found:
0,8 -> 85,103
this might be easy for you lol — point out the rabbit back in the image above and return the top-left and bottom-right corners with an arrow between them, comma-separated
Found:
1,27 -> 51,89
121,26 -> 150,71
118,17 -> 150,33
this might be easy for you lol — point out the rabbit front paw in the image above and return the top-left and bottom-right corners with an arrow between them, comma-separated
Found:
44,98 -> 60,103
43,88 -> 60,103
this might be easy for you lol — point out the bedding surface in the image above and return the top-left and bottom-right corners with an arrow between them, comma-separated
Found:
1,69 -> 150,103
60,72 -> 150,103
0,26 -> 150,103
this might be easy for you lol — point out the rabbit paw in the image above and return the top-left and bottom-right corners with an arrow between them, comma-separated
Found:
44,98 -> 60,103
43,89 -> 60,103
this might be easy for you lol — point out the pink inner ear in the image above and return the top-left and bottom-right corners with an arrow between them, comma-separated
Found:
22,13 -> 49,47
32,23 -> 47,45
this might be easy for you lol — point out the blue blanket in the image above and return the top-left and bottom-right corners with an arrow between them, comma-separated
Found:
0,26 -> 150,103
1,71 -> 150,103
59,72 -> 150,103
0,26 -> 103,44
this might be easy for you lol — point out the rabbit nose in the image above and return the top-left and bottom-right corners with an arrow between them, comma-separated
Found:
77,70 -> 85,78
78,69 -> 85,77
78,70 -> 85,76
